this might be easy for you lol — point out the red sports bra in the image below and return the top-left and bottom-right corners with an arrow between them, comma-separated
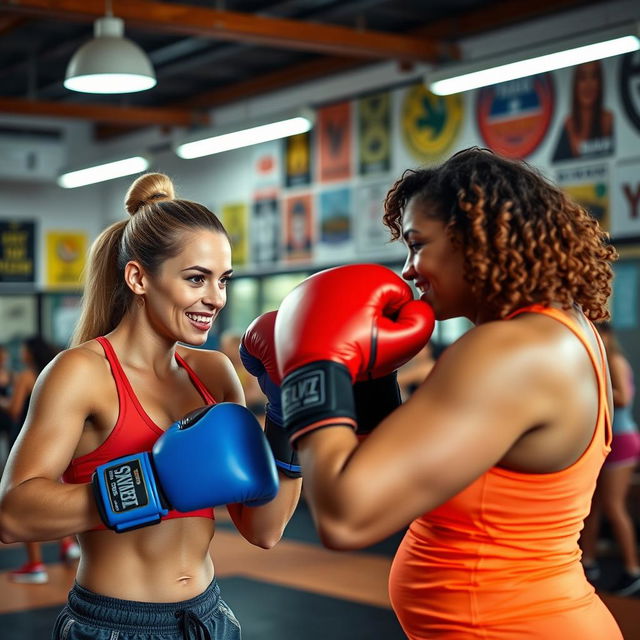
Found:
62,336 -> 215,524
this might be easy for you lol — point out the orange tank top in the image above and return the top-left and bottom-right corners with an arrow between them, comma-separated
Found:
62,337 -> 215,525
388,305 -> 622,639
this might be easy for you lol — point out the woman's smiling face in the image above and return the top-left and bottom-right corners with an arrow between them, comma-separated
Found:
401,196 -> 476,323
140,229 -> 233,345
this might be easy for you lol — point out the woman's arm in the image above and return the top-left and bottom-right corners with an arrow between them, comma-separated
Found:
294,320 -> 572,550
219,353 -> 302,549
0,349 -> 103,542
190,348 -> 302,548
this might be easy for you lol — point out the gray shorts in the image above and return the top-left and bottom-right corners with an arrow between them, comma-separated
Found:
52,579 -> 241,640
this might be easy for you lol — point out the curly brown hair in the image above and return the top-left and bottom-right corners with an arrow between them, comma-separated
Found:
383,147 -> 617,321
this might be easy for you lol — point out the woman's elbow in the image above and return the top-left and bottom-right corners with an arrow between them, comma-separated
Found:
316,517 -> 371,551
0,509 -> 23,544
245,529 -> 283,549
240,518 -> 287,549
0,529 -> 20,545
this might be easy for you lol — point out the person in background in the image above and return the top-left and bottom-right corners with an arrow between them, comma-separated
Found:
0,344 -> 13,401
581,322 -> 640,596
396,342 -> 437,401
0,344 -> 15,455
219,329 -> 266,420
5,336 -> 80,584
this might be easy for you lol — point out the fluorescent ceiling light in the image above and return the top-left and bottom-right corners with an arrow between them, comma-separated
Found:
428,27 -> 640,96
58,156 -> 149,189
64,16 -> 156,94
176,114 -> 314,159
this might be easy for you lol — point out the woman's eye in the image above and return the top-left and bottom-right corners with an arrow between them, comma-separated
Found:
220,276 -> 231,287
187,274 -> 205,284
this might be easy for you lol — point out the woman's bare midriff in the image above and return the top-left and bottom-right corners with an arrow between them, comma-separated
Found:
76,517 -> 216,602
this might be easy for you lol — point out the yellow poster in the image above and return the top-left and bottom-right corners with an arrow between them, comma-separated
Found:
46,231 -> 87,289
402,83 -> 463,162
557,165 -> 609,232
222,202 -> 249,266
563,182 -> 609,232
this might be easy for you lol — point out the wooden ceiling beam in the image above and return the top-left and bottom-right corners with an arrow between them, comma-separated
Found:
0,97 -> 209,126
0,14 -> 26,36
411,0 -> 595,39
96,0 -> 594,137
5,0 -> 594,138
174,0 -> 596,112
0,0 -> 454,63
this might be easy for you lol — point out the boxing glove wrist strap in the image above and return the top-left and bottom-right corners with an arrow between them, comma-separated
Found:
354,371 -> 402,436
92,452 -> 170,533
264,415 -> 302,478
281,360 -> 357,446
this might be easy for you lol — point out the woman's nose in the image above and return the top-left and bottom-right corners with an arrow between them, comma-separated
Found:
401,255 -> 415,281
202,284 -> 225,308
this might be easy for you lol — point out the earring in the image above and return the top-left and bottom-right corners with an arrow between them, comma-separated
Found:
136,296 -> 145,308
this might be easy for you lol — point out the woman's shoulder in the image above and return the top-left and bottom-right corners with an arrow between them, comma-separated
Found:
176,345 -> 236,391
176,344 -> 229,368
27,341 -> 114,413
43,340 -> 110,384
442,314 -> 567,378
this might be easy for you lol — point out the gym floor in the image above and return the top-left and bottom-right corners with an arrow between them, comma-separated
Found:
0,499 -> 638,639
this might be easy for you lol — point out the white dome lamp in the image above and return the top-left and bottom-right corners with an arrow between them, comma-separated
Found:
64,6 -> 156,94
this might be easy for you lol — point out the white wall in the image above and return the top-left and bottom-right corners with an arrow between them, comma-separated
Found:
0,180 -> 107,286
2,0 -> 640,288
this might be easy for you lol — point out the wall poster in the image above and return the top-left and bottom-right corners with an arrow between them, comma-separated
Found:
0,220 -> 35,284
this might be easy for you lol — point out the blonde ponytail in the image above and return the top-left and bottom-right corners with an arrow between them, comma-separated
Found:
70,220 -> 129,346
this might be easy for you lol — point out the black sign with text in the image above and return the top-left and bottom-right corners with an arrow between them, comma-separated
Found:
0,220 -> 36,283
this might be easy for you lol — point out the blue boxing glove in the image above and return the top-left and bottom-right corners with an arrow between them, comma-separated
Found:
92,403 -> 279,533
240,311 -> 301,479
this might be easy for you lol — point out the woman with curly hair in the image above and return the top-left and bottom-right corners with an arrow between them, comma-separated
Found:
263,147 -> 622,638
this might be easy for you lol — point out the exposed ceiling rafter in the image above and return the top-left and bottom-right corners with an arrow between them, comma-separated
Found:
172,0 -> 594,111
0,96 -> 208,126
0,0 -> 455,62
0,0 -> 603,135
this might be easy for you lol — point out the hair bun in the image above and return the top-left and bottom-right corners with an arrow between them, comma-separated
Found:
124,173 -> 175,216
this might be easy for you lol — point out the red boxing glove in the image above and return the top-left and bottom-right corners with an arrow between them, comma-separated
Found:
240,312 -> 301,478
275,264 -> 435,444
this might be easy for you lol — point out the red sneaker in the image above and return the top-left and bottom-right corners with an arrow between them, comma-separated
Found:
9,562 -> 48,584
59,538 -> 81,563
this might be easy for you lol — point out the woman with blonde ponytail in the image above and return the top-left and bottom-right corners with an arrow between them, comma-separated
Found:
0,173 -> 301,640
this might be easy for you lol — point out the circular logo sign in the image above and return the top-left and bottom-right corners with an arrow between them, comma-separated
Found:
476,73 -> 554,158
620,51 -> 640,132
401,84 -> 463,161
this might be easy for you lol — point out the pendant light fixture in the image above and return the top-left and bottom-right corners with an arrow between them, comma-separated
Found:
64,0 -> 156,94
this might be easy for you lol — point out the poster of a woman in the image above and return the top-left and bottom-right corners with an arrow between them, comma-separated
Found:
552,60 -> 614,162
